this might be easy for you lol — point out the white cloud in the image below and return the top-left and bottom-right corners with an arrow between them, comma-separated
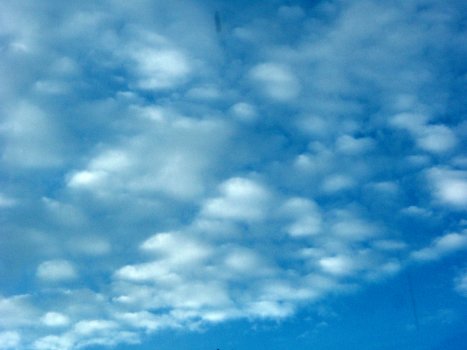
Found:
222,247 -> 270,276
41,312 -> 70,327
330,209 -> 377,241
416,125 -> 458,153
67,110 -> 229,200
73,320 -> 118,336
140,232 -> 212,266
230,102 -> 257,122
0,331 -> 20,350
36,260 -> 78,282
246,300 -> 294,319
427,167 -> 467,208
280,197 -> 322,237
0,102 -> 65,168
319,255 -> 357,276
322,174 -> 355,193
201,177 -> 272,222
33,335 -> 73,350
411,231 -> 467,262
0,0 -> 466,348
130,47 -> 191,90
249,62 -> 300,101
400,205 -> 432,217
115,311 -> 174,332
0,295 -> 36,327
390,113 -> 457,154
67,170 -> 107,189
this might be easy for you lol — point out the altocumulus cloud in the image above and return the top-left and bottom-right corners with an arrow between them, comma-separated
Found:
0,0 -> 466,349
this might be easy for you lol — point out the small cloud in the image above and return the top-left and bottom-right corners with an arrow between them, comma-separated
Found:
41,312 -> 70,327
249,62 -> 300,101
416,125 -> 458,153
36,260 -> 78,282
0,331 -> 21,350
373,240 -> 407,251
34,335 -> 74,350
319,255 -> 357,276
411,231 -> 467,262
230,102 -> 257,122
426,167 -> 467,208
280,197 -> 322,237
130,47 -> 191,90
390,114 -> 457,154
0,295 -> 36,328
202,177 -> 272,222
140,231 -> 212,267
400,205 -> 432,217
67,170 -> 107,189
73,319 -> 118,336
247,300 -> 294,319
322,174 -> 355,193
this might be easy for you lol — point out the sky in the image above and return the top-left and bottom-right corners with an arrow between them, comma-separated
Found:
0,0 -> 466,349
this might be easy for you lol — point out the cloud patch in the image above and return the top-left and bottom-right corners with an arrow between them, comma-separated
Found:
36,260 -> 78,282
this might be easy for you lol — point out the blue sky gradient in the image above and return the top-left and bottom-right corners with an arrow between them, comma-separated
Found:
0,0 -> 466,349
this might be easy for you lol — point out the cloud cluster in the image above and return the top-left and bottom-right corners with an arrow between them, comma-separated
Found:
0,0 -> 466,349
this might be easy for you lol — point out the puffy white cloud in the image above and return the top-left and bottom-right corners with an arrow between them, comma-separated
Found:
279,197 -> 322,237
36,260 -> 78,282
0,295 -> 36,328
115,311 -> 174,332
201,177 -> 273,222
246,300 -> 294,319
67,109 -> 229,200
140,232 -> 213,266
390,113 -> 458,154
33,335 -> 73,350
41,312 -> 70,327
0,331 -> 20,350
322,174 -> 356,193
130,47 -> 191,90
319,255 -> 357,276
416,125 -> 458,153
249,62 -> 300,101
411,231 -> 467,262
230,102 -> 257,122
427,167 -> 467,208
329,209 -> 378,241
73,320 -> 118,336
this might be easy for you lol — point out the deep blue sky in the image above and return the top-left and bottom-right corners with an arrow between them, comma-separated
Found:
0,0 -> 466,349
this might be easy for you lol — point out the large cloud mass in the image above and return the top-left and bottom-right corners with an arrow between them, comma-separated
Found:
0,0 -> 466,349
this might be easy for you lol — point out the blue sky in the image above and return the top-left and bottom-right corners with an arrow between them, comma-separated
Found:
0,0 -> 466,349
